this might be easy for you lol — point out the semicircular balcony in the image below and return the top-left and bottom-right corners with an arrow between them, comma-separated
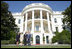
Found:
23,10 -> 51,22
23,19 -> 51,33
23,10 -> 52,34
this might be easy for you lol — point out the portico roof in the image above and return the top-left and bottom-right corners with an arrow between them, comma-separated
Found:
22,3 -> 53,15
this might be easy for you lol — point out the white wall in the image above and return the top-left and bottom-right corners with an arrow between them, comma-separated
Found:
13,13 -> 24,33
12,11 -> 64,33
52,13 -> 64,32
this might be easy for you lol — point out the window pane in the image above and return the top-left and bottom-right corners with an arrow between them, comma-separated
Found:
36,26 -> 39,31
18,19 -> 21,24
34,10 -> 40,19
54,18 -> 57,23
56,27 -> 58,32
42,11 -> 47,19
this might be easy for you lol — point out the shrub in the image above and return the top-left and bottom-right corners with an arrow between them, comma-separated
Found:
52,30 -> 71,44
52,36 -> 58,43
1,40 -> 9,45
59,30 -> 71,44
9,38 -> 16,44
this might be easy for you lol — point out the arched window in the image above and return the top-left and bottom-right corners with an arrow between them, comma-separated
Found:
46,36 -> 49,43
36,35 -> 40,44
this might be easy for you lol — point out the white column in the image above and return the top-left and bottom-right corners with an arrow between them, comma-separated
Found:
40,10 -> 44,33
19,16 -> 24,45
49,37 -> 52,44
31,10 -> 34,34
40,34 -> 43,44
47,12 -> 51,33
50,14 -> 54,33
20,16 -> 24,33
32,10 -> 35,44
23,16 -> 25,34
33,34 -> 35,44
44,35 -> 47,44
40,10 -> 43,44
25,13 -> 28,32
22,16 -> 24,32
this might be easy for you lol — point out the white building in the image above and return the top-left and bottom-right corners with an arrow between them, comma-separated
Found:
12,3 -> 64,45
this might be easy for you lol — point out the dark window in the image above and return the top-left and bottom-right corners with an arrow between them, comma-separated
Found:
18,19 -> 21,24
50,23 -> 52,31
63,27 -> 65,30
36,35 -> 40,44
56,27 -> 58,32
54,18 -> 57,23
46,36 -> 49,43
34,10 -> 40,19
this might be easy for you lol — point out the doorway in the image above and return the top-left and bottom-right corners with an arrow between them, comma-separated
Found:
46,36 -> 49,43
36,35 -> 40,44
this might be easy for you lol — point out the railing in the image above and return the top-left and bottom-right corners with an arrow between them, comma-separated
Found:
24,18 -> 48,22
34,31 -> 41,33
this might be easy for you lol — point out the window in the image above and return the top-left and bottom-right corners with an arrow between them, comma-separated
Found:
63,27 -> 65,30
44,26 -> 48,32
54,18 -> 57,23
50,23 -> 52,31
42,11 -> 47,19
36,26 -> 39,31
18,19 -> 21,24
28,11 -> 32,20
34,10 -> 40,19
56,27 -> 58,32
46,36 -> 49,43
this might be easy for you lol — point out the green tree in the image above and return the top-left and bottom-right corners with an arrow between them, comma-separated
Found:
52,32 -> 59,43
52,30 -> 71,44
62,4 -> 71,29
1,1 -> 17,40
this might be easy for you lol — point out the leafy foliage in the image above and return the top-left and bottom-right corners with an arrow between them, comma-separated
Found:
52,30 -> 71,44
62,4 -> 71,28
52,4 -> 71,44
1,1 -> 17,40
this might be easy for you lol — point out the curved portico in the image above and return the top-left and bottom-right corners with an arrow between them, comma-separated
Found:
23,10 -> 53,33
19,3 -> 54,45
12,3 -> 64,45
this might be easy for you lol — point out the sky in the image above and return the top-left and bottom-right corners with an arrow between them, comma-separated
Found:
4,1 -> 71,13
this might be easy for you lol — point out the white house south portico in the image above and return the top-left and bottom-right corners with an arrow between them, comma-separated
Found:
12,3 -> 63,45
